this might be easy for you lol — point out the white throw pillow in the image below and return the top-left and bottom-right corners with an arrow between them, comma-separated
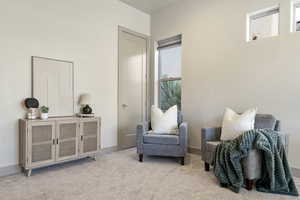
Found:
151,105 -> 178,134
221,108 -> 257,141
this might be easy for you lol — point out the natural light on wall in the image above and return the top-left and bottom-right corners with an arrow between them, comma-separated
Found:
291,1 -> 300,32
247,5 -> 280,41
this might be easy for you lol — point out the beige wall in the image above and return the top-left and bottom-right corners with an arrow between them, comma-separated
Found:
152,0 -> 300,168
0,0 -> 150,168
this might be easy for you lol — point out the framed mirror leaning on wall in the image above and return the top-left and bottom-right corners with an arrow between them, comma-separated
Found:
32,56 -> 74,117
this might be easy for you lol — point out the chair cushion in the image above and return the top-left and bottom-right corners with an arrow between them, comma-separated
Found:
204,141 -> 221,164
206,141 -> 221,152
144,134 -> 179,145
254,114 -> 276,130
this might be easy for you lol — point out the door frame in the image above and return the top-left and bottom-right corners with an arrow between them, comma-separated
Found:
117,26 -> 150,149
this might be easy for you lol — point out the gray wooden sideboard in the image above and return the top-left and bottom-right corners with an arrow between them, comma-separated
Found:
19,117 -> 101,176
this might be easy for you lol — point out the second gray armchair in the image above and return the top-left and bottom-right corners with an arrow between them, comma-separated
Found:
201,114 -> 289,190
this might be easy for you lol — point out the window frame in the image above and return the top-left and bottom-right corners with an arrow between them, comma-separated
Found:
291,1 -> 300,32
246,5 -> 280,42
157,38 -> 182,111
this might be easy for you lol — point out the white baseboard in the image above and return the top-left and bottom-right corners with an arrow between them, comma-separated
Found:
0,164 -> 21,177
0,146 -> 119,178
97,146 -> 118,156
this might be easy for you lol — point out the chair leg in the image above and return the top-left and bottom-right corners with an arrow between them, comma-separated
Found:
139,154 -> 143,162
205,162 -> 210,171
245,179 -> 254,191
180,157 -> 185,165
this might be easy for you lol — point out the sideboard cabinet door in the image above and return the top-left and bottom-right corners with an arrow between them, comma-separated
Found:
56,120 -> 79,161
80,119 -> 100,155
28,121 -> 56,167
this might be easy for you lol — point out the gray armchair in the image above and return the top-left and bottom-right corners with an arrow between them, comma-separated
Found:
136,113 -> 188,165
201,114 -> 289,190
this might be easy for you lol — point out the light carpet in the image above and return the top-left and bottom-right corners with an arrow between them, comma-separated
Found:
0,149 -> 299,200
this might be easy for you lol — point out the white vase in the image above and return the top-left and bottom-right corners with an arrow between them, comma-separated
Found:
41,113 -> 49,120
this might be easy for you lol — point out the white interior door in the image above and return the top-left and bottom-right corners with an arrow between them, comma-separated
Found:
118,29 -> 147,149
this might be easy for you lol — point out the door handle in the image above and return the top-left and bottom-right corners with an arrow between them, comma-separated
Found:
122,104 -> 128,108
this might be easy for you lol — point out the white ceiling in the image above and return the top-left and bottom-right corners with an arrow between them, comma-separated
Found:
119,0 -> 180,14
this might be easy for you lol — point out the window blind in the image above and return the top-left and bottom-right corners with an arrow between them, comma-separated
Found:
157,35 -> 182,49
250,7 -> 279,20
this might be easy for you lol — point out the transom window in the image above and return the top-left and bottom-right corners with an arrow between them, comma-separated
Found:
291,1 -> 300,32
247,6 -> 280,41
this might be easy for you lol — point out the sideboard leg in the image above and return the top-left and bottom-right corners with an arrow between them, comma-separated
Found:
93,155 -> 97,161
89,155 -> 97,161
26,169 -> 32,177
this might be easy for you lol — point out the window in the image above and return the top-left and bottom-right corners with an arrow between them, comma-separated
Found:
247,6 -> 279,41
157,35 -> 182,111
292,1 -> 300,32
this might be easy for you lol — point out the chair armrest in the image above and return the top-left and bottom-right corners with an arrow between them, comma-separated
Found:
179,122 -> 188,151
136,121 -> 150,154
201,127 -> 222,156
278,132 -> 289,156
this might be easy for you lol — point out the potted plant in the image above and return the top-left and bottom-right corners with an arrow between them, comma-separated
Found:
40,106 -> 49,119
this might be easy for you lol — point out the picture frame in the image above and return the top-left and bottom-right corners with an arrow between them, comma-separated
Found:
32,56 -> 75,117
